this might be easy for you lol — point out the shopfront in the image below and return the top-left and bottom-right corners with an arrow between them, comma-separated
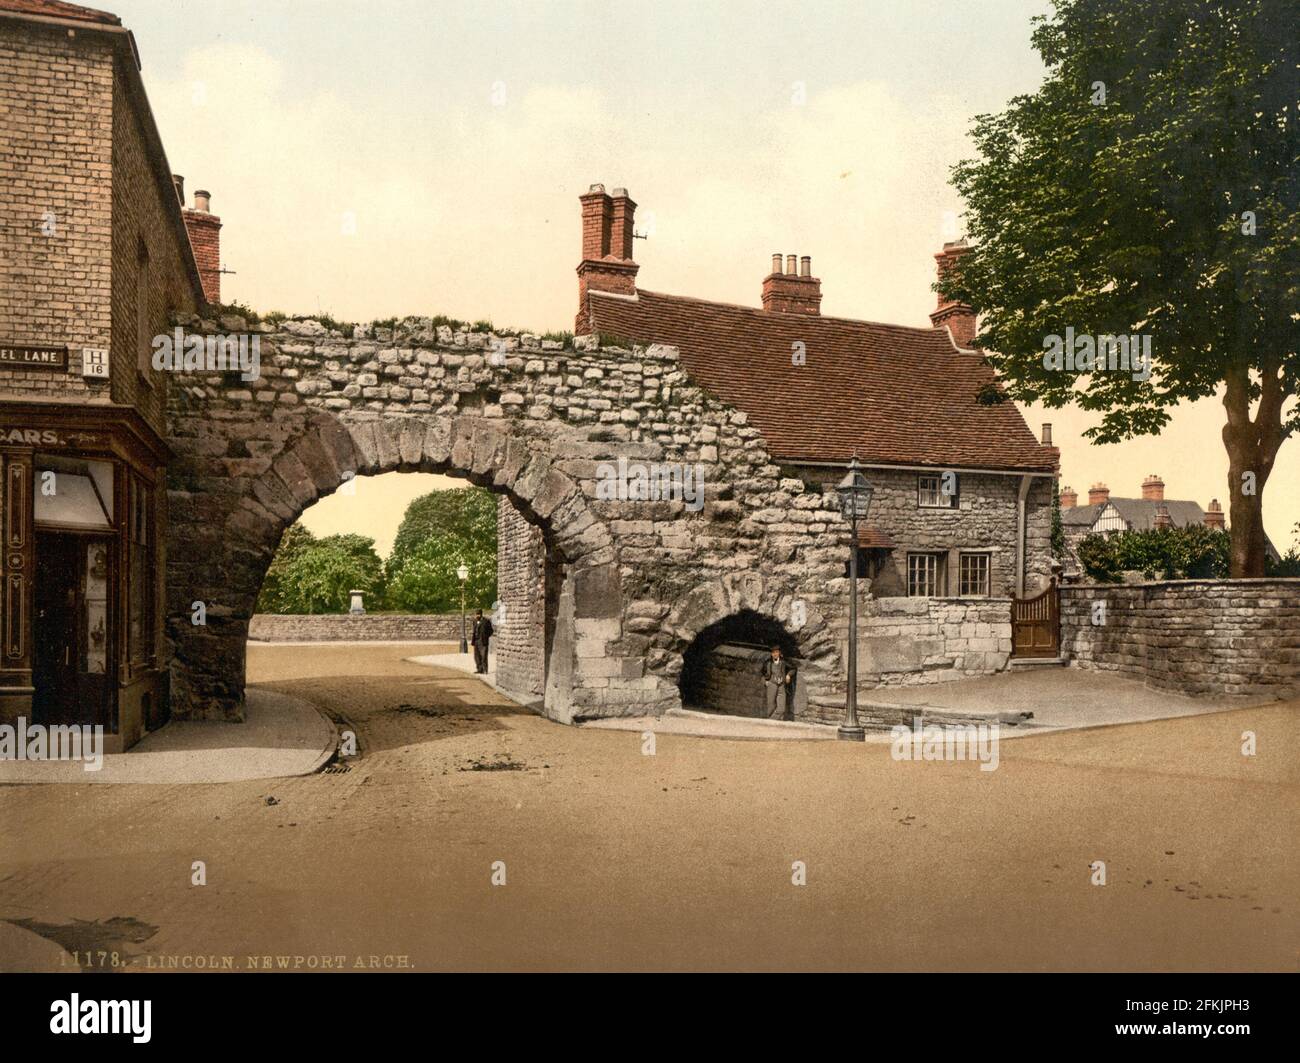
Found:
0,405 -> 168,752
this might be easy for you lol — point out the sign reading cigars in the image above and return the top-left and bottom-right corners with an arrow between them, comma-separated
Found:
0,343 -> 68,370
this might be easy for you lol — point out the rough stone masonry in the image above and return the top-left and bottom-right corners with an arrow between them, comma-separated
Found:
165,313 -> 1039,727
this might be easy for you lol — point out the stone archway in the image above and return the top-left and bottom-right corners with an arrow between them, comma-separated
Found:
165,407 -> 611,723
651,572 -> 840,720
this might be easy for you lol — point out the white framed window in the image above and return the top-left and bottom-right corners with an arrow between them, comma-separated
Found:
959,552 -> 991,597
907,553 -> 943,597
918,473 -> 957,508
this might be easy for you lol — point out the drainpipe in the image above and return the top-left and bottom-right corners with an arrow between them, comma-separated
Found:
1016,475 -> 1032,597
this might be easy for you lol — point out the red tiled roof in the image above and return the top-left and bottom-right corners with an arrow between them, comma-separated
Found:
587,289 -> 1057,472
856,526 -> 896,549
0,0 -> 120,25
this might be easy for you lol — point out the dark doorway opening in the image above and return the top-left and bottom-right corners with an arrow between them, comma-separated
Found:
33,531 -> 113,729
679,609 -> 799,717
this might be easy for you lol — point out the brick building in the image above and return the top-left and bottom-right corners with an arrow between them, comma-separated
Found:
0,0 -> 214,748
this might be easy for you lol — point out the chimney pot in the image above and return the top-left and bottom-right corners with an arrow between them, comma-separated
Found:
1059,485 -> 1077,509
761,250 -> 822,315
180,185 -> 221,304
1041,423 -> 1053,445
930,240 -> 977,347
575,182 -> 639,332
1088,482 -> 1110,506
1204,498 -> 1226,529
1141,473 -> 1165,501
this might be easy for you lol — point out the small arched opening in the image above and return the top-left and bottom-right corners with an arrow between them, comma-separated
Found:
678,609 -> 804,720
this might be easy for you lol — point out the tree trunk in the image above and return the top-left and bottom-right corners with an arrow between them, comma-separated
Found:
1222,364 -> 1286,578
1224,447 -> 1268,577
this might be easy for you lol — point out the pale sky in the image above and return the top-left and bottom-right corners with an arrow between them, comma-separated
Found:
117,0 -> 1297,550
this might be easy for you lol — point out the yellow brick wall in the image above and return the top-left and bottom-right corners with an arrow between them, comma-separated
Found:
0,19 -> 199,432
0,20 -> 114,399
110,53 -> 198,433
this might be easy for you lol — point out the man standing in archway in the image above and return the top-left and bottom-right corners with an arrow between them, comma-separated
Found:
471,609 -> 494,675
760,645 -> 794,720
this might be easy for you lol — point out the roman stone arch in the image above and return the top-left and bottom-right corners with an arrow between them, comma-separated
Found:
653,572 -> 840,716
166,406 -> 612,724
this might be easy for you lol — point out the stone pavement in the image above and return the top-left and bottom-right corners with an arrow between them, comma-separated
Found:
868,666 -> 1277,733
406,648 -> 496,687
425,661 -> 1276,742
0,688 -> 336,785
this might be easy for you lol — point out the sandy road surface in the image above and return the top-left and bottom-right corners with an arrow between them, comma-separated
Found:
1,642 -> 1296,972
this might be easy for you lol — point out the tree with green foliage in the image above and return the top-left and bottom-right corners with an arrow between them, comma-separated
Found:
385,540 -> 496,613
385,486 -> 497,612
941,0 -> 1298,577
1076,524 -> 1232,582
256,522 -> 315,613
257,525 -> 385,614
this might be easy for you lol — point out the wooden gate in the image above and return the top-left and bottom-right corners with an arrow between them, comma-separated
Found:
1011,580 -> 1060,658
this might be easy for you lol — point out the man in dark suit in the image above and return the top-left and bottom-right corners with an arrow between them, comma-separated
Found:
760,645 -> 795,720
470,609 -> 494,674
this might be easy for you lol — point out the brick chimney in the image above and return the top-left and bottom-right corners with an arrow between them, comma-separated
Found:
1154,503 -> 1172,529
1204,498 -> 1225,529
930,239 -> 977,348
575,183 -> 639,333
761,253 -> 822,315
1141,473 -> 1165,501
1059,485 -> 1077,509
182,188 -> 222,305
1088,482 -> 1110,506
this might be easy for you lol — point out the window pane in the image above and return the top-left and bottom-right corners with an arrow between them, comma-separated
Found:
908,553 -> 938,597
959,553 -> 990,596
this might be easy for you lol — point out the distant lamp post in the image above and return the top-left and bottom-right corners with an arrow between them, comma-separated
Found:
836,457 -> 874,741
457,563 -> 470,654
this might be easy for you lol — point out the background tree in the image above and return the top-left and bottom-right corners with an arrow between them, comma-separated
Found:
257,526 -> 385,614
941,0 -> 1298,576
385,486 -> 498,612
255,521 -> 315,613
385,540 -> 496,613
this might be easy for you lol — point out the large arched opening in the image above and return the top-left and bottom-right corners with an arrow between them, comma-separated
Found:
165,408 -> 611,725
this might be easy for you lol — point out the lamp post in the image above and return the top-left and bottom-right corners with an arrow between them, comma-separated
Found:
457,562 -> 470,654
836,456 -> 874,741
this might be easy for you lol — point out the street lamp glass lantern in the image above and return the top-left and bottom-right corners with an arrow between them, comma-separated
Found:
837,469 -> 874,522
457,563 -> 469,582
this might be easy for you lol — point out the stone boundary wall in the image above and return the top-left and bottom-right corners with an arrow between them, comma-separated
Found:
859,596 -> 1014,685
1061,579 -> 1300,697
248,613 -> 465,642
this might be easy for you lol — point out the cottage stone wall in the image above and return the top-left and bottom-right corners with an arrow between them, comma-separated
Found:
164,314 -> 1055,725
794,464 -> 1053,598
1061,580 -> 1300,697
